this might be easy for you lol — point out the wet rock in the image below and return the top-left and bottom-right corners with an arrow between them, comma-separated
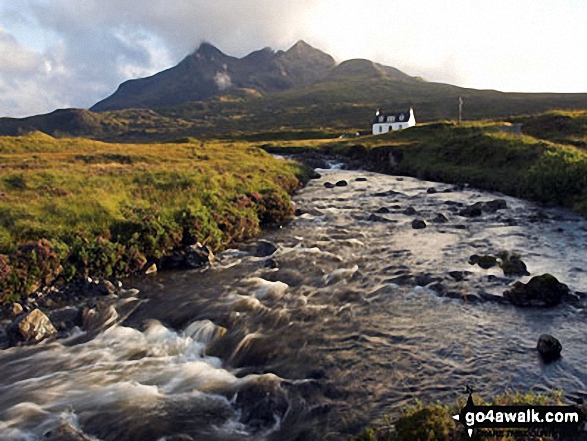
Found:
368,213 -> 393,223
45,423 -> 94,441
479,291 -> 508,303
144,263 -> 157,275
12,303 -> 23,317
396,177 -> 404,181
81,302 -> 118,332
484,199 -> 507,212
499,252 -> 530,277
448,271 -> 472,282
411,219 -> 427,230
0,327 -> 10,349
294,208 -> 305,216
255,240 -> 278,257
9,308 -> 56,343
403,207 -> 417,215
376,207 -> 391,214
426,187 -> 437,194
335,180 -> 348,187
373,190 -> 402,197
386,274 -> 413,285
459,202 -> 484,217
309,171 -> 322,180
444,201 -> 463,206
537,334 -> 562,361
391,205 -> 402,210
431,213 -> 448,223
264,258 -> 278,269
414,273 -> 440,286
49,306 -> 82,333
324,182 -> 335,188
504,274 -> 569,307
185,243 -> 214,268
234,376 -> 289,432
355,177 -> 368,182
459,200 -> 507,217
454,224 -> 467,230
469,254 -> 498,269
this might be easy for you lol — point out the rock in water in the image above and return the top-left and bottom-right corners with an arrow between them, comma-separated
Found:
504,274 -> 569,307
255,240 -> 278,257
411,219 -> 427,230
335,180 -> 348,187
185,242 -> 214,268
499,252 -> 530,277
432,213 -> 448,223
45,423 -> 93,441
469,254 -> 498,269
537,334 -> 562,361
9,308 -> 57,343
144,263 -> 157,275
324,182 -> 335,188
355,177 -> 368,182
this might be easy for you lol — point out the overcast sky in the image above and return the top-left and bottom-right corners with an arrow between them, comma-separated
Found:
1,0 -> 586,117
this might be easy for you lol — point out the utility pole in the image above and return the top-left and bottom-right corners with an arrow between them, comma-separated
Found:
458,96 -> 463,124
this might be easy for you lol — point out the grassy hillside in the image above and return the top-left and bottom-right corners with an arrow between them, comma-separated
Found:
260,112 -> 587,217
0,132 -> 310,303
2,79 -> 587,142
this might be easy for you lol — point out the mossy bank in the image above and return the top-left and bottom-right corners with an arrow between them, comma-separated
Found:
0,132 -> 311,304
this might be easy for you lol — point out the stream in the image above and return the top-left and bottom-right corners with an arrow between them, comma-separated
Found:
1,168 -> 586,440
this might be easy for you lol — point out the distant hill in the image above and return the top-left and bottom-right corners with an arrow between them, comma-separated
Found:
91,40 -> 343,111
2,40 -> 587,140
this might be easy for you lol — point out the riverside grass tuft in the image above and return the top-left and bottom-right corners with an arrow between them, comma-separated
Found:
0,132 -> 311,303
352,390 -> 572,441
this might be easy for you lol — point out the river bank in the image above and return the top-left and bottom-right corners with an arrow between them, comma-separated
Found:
0,133 -> 312,309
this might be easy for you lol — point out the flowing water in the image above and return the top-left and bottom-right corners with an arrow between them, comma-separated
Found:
1,169 -> 587,440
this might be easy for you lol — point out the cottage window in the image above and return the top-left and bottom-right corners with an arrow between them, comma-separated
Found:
387,116 -> 395,122
399,114 -> 405,121
379,116 -> 384,122
379,126 -> 383,133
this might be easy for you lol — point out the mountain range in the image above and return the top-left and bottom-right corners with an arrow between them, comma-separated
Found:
2,40 -> 587,140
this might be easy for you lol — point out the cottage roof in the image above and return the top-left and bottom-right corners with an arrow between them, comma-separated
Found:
373,109 -> 412,124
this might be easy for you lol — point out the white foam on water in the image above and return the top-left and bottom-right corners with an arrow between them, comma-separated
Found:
324,265 -> 359,285
244,278 -> 289,299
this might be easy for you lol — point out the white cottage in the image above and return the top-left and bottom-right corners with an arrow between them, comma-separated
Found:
372,107 -> 416,135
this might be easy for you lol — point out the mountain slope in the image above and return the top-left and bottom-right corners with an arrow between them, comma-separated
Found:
91,40 -> 339,112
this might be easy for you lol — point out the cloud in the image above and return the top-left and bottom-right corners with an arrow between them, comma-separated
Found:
0,0 -> 586,117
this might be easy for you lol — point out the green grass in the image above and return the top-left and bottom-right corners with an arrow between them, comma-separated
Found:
353,390 -> 572,441
0,132 -> 310,303
261,115 -> 587,217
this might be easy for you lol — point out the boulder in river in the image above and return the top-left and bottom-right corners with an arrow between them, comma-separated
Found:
498,251 -> 530,277
537,334 -> 562,361
335,180 -> 348,187
185,243 -> 214,268
234,375 -> 289,432
355,177 -> 368,182
368,213 -> 393,223
411,219 -> 427,230
376,207 -> 390,214
431,213 -> 448,223
426,187 -> 437,194
255,240 -> 278,257
403,206 -> 417,216
469,254 -> 498,269
324,182 -> 335,189
45,423 -> 93,441
8,308 -> 57,343
504,274 -> 569,307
